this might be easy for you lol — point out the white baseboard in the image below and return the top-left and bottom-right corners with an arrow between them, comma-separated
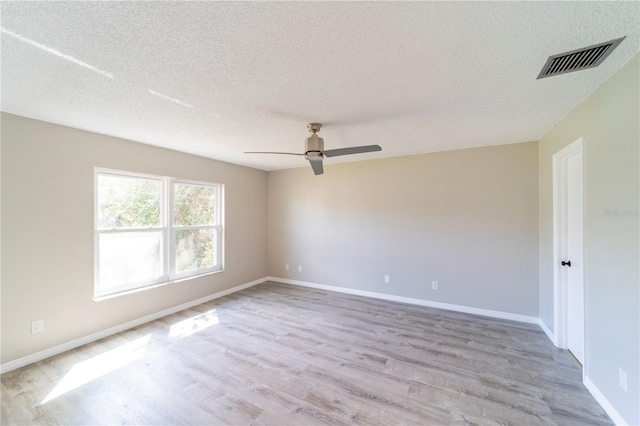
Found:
0,277 -> 267,375
267,277 -> 539,324
584,375 -> 628,425
538,316 -> 629,425
538,318 -> 555,343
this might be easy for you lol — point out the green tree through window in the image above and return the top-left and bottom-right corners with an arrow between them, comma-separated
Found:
95,169 -> 223,298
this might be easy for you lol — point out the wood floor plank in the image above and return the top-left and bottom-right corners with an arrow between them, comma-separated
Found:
1,281 -> 612,425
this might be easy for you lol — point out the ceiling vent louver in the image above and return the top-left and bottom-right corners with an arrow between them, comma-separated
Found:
537,37 -> 625,79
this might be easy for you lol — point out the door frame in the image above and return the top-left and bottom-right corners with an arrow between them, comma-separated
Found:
552,137 -> 585,361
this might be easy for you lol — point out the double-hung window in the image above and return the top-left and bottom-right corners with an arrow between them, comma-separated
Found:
95,169 -> 223,298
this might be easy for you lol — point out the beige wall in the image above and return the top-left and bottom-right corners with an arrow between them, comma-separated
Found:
538,54 -> 639,424
268,142 -> 539,316
1,113 -> 268,364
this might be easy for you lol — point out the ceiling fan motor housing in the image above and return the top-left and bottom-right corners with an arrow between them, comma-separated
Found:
305,134 -> 324,159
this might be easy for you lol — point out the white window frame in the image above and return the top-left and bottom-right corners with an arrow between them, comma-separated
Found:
170,178 -> 224,279
94,168 -> 224,299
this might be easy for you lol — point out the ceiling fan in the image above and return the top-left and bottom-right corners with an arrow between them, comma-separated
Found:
245,123 -> 382,175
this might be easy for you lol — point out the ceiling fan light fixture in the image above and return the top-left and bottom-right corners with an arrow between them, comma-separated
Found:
305,151 -> 323,160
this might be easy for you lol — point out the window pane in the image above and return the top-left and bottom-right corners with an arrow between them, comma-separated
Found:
99,232 -> 163,288
174,183 -> 215,226
175,229 -> 215,273
98,174 -> 161,229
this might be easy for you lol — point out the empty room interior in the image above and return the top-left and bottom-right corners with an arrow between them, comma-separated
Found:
1,2 -> 639,425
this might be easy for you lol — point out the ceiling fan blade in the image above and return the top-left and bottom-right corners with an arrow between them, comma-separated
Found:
323,145 -> 382,158
309,159 -> 324,175
244,151 -> 304,156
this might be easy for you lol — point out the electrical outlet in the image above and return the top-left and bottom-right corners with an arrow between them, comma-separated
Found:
384,275 -> 390,284
619,368 -> 627,392
298,265 -> 302,272
432,281 -> 439,290
31,319 -> 44,335
285,264 -> 289,271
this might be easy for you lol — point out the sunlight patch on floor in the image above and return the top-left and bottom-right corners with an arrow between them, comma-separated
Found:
41,334 -> 150,404
169,309 -> 219,338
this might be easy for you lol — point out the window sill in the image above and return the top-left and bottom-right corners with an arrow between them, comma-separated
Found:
94,269 -> 224,301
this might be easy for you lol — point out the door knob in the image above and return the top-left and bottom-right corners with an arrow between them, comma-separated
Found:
561,260 -> 572,267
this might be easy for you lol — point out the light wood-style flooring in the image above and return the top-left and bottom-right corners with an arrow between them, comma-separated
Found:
1,281 -> 612,425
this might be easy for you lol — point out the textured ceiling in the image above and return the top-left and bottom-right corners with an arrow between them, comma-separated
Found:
2,1 -> 639,171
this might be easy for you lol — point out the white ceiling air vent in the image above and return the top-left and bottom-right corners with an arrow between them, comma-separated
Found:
537,37 -> 625,79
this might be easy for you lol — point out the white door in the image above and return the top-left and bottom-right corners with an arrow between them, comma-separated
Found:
565,154 -> 584,365
553,137 -> 585,366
